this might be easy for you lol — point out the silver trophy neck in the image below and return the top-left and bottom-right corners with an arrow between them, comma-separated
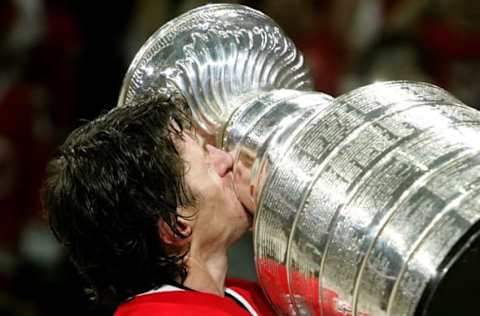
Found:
117,3 -> 314,145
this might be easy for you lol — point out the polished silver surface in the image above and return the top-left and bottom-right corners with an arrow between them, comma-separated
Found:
229,81 -> 480,316
117,3 -> 313,145
118,4 -> 480,316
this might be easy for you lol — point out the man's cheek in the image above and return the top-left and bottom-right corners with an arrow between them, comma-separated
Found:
207,167 -> 224,188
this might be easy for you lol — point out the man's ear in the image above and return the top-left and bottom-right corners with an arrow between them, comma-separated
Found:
158,217 -> 192,251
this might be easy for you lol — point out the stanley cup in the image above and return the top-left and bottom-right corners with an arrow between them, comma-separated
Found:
117,4 -> 480,315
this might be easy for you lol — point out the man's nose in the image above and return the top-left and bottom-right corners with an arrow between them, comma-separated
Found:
206,144 -> 234,177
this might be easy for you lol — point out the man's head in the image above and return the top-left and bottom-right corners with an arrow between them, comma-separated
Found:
42,93 -> 251,305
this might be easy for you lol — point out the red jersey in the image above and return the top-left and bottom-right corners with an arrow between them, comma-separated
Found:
115,278 -> 277,316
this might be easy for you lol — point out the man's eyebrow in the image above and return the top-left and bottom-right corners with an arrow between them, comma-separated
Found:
191,131 -> 208,154
185,128 -> 205,147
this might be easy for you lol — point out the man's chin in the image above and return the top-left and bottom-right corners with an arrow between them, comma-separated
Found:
242,203 -> 254,228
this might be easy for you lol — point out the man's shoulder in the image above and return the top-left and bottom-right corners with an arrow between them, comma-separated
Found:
115,287 -> 250,316
225,278 -> 276,316
114,280 -> 277,316
225,278 -> 266,300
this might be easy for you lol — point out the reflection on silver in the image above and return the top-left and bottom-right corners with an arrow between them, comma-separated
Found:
118,4 -> 480,316
117,3 -> 313,145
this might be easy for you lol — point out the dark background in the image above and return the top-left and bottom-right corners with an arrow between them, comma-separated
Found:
1,0 -> 479,315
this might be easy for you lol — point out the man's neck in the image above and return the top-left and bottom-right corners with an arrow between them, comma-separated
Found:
183,250 -> 229,296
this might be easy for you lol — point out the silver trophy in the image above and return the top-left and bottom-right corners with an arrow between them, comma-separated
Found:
117,4 -> 480,315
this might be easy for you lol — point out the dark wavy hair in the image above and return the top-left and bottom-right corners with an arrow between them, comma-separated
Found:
42,92 -> 195,306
